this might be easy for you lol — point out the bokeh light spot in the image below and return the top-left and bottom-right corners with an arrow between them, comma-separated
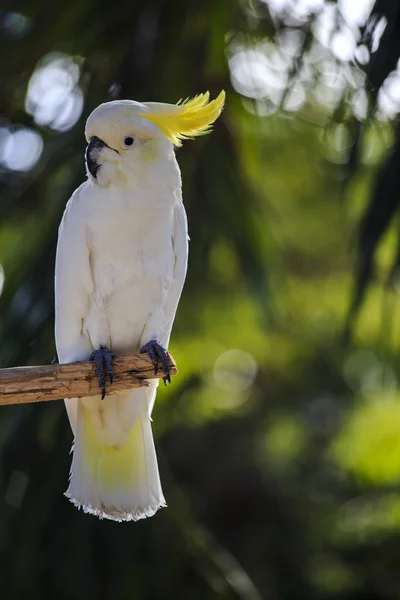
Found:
2,12 -> 30,37
0,265 -> 4,296
25,53 -> 84,132
0,128 -> 43,171
213,349 -> 258,392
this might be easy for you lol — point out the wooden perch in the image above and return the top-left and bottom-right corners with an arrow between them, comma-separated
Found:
0,353 -> 177,406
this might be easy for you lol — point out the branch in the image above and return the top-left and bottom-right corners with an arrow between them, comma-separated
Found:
0,353 -> 177,406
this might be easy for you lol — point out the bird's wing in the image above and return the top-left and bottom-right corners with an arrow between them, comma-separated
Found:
55,184 -> 94,362
160,198 -> 189,347
55,184 -> 94,432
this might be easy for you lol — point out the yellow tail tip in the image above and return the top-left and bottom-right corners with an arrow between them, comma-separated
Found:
140,90 -> 225,146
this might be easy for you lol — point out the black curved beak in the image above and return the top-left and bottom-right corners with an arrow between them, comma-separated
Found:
86,136 -> 106,179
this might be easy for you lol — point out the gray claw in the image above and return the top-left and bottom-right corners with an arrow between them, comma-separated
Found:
90,346 -> 114,399
141,340 -> 171,384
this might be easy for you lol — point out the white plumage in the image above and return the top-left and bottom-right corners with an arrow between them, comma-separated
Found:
54,92 -> 224,521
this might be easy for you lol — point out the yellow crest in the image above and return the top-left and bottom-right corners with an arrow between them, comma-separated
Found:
139,91 -> 225,146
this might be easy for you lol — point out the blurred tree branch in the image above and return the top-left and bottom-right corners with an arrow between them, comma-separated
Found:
0,353 -> 177,405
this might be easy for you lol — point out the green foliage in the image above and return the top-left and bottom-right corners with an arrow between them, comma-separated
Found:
332,393 -> 400,484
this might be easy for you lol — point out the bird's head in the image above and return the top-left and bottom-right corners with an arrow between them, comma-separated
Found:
84,91 -> 225,187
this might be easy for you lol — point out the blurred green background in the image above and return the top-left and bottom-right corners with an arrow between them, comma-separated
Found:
2,0 -> 400,598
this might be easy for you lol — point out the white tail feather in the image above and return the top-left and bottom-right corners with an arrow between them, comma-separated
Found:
65,397 -> 166,522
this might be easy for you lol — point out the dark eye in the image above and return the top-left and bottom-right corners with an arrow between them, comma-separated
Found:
122,136 -> 135,148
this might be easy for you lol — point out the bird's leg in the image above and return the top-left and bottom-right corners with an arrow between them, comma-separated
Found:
140,340 -> 171,385
90,346 -> 114,399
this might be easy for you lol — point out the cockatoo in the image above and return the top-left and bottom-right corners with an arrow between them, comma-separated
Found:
54,91 -> 225,521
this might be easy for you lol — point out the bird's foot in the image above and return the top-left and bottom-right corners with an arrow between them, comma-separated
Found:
140,340 -> 171,385
90,346 -> 114,399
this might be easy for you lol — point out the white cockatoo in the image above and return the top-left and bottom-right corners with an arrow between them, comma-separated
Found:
54,91 -> 225,521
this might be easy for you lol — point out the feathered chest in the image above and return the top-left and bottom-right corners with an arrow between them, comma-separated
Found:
86,197 -> 175,295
